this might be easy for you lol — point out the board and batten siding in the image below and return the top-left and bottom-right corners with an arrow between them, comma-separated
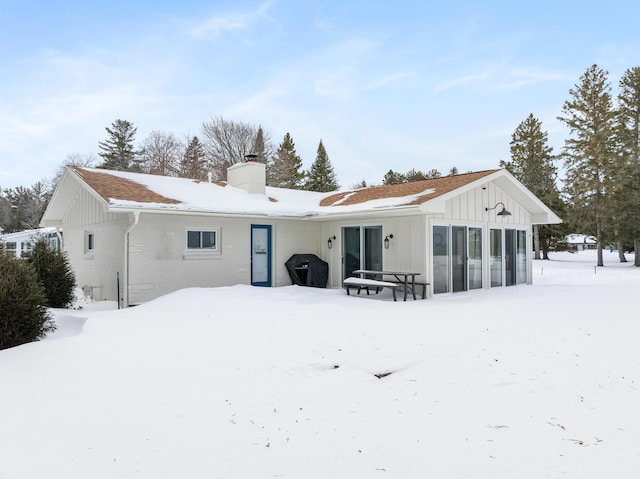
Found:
62,187 -> 128,301
446,182 -> 531,225
320,215 -> 427,288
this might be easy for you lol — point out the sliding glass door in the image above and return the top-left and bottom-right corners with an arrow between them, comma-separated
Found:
342,226 -> 383,279
433,225 -> 483,294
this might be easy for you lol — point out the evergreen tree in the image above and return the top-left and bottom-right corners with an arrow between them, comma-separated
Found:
448,167 -> 459,176
268,133 -> 305,189
558,64 -> 618,267
178,136 -> 208,180
303,140 -> 340,192
615,66 -> 640,265
251,126 -> 268,164
1,182 -> 52,233
383,168 -> 441,184
28,238 -> 77,308
0,250 -> 55,350
382,170 -> 406,185
97,119 -> 142,171
500,113 -> 562,259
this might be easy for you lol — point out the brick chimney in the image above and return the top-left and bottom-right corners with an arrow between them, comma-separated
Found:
226,161 -> 266,195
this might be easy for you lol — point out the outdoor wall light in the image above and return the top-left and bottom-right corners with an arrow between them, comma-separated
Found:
384,234 -> 394,249
327,235 -> 336,249
485,201 -> 512,216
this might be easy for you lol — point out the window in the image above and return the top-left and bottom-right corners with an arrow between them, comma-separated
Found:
186,230 -> 217,251
85,232 -> 94,252
5,241 -> 17,258
21,241 -> 33,259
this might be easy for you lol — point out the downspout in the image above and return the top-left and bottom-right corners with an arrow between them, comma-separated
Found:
55,227 -> 64,250
123,211 -> 140,308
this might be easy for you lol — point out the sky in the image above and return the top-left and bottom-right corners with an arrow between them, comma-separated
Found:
2,1 -> 640,190
1,249 -> 639,478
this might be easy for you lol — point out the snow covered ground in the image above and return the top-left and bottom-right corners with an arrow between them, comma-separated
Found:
1,250 -> 639,478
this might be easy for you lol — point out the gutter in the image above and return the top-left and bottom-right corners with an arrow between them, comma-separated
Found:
122,211 -> 140,308
106,203 -> 423,222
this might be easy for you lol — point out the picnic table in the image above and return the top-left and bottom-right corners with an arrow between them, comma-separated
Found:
352,269 -> 424,301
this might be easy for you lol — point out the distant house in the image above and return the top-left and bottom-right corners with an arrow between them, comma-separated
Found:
564,233 -> 597,251
0,227 -> 61,258
40,163 -> 561,306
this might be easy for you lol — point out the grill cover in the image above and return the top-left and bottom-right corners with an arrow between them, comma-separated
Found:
285,254 -> 329,288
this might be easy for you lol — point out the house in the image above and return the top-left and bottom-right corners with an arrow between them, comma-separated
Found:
0,227 -> 61,258
40,163 -> 561,306
563,233 -> 597,251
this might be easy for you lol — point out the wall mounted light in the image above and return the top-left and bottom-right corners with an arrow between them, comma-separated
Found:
328,235 -> 336,249
485,201 -> 512,216
384,234 -> 394,249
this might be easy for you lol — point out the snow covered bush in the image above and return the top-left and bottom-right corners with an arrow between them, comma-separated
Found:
27,238 -> 76,308
0,249 -> 55,350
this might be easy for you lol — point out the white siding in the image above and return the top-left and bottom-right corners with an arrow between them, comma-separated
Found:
62,188 -> 128,301
319,215 -> 427,288
126,214 -> 319,304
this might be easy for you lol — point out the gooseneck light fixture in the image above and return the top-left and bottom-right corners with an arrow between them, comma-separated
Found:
327,235 -> 336,249
384,234 -> 394,249
485,201 -> 512,216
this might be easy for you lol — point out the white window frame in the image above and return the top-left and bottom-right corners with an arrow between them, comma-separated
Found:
85,231 -> 94,253
185,228 -> 219,253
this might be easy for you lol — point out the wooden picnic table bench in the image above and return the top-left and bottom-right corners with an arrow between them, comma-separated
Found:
343,277 -> 402,301
352,269 -> 426,301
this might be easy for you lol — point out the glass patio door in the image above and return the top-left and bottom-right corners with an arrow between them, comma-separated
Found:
434,225 -> 483,294
342,226 -> 383,279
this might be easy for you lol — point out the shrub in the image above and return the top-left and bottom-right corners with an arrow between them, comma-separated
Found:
28,238 -> 77,308
0,250 -> 56,350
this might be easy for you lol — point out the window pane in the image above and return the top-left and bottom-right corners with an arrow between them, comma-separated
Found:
468,227 -> 482,290
187,231 -> 200,249
202,231 -> 216,249
517,230 -> 527,284
364,226 -> 383,276
490,229 -> 502,287
433,225 -> 449,294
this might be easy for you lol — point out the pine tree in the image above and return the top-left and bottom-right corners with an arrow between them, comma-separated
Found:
28,238 -> 76,308
178,136 -> 208,180
500,113 -> 562,259
97,119 -> 142,171
303,140 -> 340,192
558,64 -> 617,266
252,126 -> 268,164
382,170 -> 406,185
0,250 -> 55,350
268,133 -> 305,189
615,66 -> 640,265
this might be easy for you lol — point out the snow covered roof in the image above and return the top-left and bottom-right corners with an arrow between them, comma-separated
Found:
40,166 -> 561,225
63,167 -> 499,218
564,234 -> 597,244
0,226 -> 58,242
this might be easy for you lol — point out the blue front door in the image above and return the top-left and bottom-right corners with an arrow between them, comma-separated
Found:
251,224 -> 272,287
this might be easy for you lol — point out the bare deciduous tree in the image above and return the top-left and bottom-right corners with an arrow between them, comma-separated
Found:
201,116 -> 258,181
52,153 -> 97,187
140,130 -> 181,176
